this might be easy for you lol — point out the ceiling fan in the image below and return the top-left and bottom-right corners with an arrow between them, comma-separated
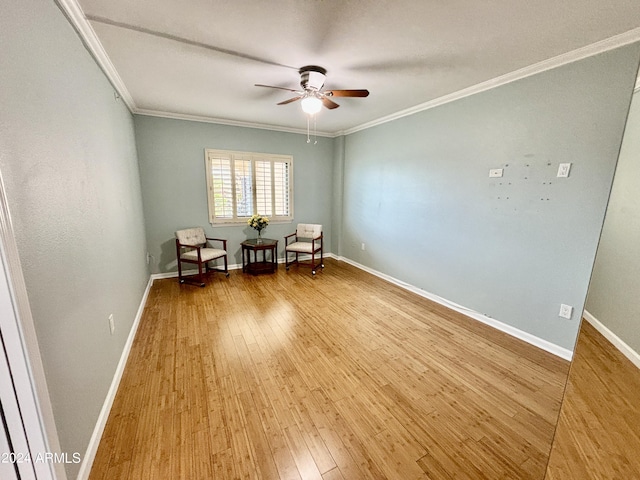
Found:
255,65 -> 369,114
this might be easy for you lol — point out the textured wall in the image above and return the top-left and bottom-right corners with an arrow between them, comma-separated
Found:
134,115 -> 334,274
586,92 -> 640,354
340,45 -> 640,351
0,0 -> 149,477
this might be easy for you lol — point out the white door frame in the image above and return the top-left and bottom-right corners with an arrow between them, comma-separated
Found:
0,171 -> 65,480
0,347 -> 22,480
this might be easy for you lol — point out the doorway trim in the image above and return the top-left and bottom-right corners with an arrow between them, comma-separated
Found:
0,171 -> 65,480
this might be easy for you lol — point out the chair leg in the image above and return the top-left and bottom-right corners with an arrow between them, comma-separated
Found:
177,259 -> 184,283
224,254 -> 229,277
312,251 -> 316,275
197,262 -> 205,287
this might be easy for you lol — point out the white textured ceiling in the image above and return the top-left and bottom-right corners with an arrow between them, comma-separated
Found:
71,0 -> 640,134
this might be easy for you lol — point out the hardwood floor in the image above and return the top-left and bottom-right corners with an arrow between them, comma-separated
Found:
545,321 -> 640,479
89,258 -> 569,480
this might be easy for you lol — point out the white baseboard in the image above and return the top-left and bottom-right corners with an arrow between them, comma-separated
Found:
150,254 -> 330,281
336,256 -> 573,361
583,310 -> 640,370
150,262 -> 242,281
76,276 -> 153,480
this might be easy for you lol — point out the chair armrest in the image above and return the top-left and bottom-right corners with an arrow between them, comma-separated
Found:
176,240 -> 203,260
284,232 -> 297,246
206,237 -> 227,250
177,241 -> 202,249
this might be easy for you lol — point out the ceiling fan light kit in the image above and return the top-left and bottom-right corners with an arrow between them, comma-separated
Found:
301,95 -> 323,115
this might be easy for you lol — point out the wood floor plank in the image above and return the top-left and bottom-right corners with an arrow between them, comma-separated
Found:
89,258 -> 568,479
237,390 -> 281,480
322,467 -> 346,480
257,404 -> 302,480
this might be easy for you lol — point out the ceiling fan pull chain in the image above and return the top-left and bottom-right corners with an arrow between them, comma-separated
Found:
307,115 -> 311,144
314,115 -> 318,145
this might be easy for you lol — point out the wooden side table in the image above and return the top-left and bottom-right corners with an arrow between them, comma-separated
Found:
241,238 -> 278,275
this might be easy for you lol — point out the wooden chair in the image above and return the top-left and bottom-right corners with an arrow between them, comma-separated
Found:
284,224 -> 324,275
175,227 -> 229,287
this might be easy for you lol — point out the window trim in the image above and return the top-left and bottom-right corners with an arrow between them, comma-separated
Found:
205,149 -> 294,226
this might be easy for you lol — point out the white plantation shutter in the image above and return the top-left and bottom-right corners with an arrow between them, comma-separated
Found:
208,153 -> 233,219
206,149 -> 293,224
254,160 -> 272,216
234,155 -> 253,217
273,160 -> 290,217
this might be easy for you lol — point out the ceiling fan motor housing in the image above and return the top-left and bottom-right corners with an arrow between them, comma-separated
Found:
300,65 -> 327,92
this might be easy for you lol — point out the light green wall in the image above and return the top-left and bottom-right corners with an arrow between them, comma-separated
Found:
133,116 -> 335,273
0,0 -> 149,477
586,92 -> 640,354
331,135 -> 346,256
340,45 -> 640,351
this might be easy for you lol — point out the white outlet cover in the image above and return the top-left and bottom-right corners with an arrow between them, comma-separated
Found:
489,168 -> 503,178
559,304 -> 573,319
557,163 -> 571,178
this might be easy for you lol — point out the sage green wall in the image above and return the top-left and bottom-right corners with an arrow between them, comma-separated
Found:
0,0 -> 149,477
331,135 -> 346,256
340,45 -> 640,352
133,116 -> 334,274
586,92 -> 640,354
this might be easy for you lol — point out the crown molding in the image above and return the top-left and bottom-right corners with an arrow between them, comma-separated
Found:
55,0 -> 136,110
134,109 -> 334,137
57,0 -> 640,137
137,27 -> 640,136
343,27 -> 640,136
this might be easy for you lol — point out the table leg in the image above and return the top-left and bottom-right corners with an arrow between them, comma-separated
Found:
242,247 -> 246,273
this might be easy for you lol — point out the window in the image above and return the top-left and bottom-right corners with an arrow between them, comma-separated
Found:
205,149 -> 293,224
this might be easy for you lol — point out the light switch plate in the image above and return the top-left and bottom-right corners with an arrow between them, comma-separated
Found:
557,163 -> 571,178
489,168 -> 503,178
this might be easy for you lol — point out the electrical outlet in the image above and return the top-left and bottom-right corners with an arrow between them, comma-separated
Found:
489,168 -> 503,178
558,304 -> 573,319
361,243 -> 366,251
108,314 -> 115,335
146,252 -> 151,264
557,163 -> 572,178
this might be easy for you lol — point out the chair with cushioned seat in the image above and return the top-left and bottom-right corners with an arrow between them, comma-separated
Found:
175,227 -> 229,286
284,224 -> 324,275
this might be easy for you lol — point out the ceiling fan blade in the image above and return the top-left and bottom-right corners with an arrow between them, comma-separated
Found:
277,96 -> 303,105
325,89 -> 370,97
255,84 -> 300,93
322,97 -> 340,110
